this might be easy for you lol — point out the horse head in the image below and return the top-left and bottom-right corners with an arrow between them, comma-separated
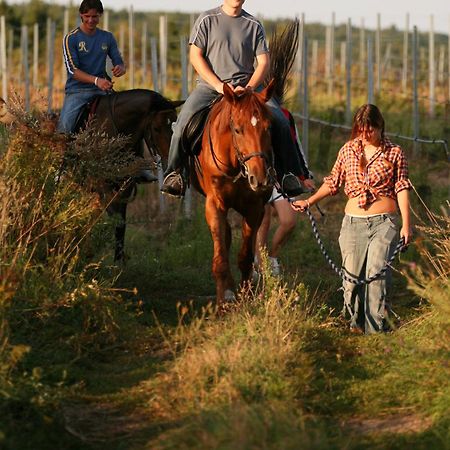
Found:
219,80 -> 275,191
146,99 -> 183,166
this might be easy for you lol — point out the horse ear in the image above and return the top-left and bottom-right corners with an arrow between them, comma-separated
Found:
258,79 -> 275,103
170,100 -> 185,108
223,83 -> 236,103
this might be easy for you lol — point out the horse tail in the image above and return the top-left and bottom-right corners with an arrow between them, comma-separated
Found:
267,19 -> 299,103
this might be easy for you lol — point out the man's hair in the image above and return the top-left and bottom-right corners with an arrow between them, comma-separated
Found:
79,0 -> 104,14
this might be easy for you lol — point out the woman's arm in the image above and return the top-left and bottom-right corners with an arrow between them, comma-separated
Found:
291,182 -> 332,212
397,189 -> 412,244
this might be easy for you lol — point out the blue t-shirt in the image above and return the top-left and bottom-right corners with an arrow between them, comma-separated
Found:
62,27 -> 123,92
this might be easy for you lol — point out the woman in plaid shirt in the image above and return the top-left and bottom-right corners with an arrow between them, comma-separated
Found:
292,104 -> 412,334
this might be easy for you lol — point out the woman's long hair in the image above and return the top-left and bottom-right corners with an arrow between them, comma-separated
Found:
351,104 -> 385,140
351,104 -> 391,171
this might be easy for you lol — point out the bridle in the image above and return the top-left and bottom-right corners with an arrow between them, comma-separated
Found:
207,111 -> 274,183
229,116 -> 273,179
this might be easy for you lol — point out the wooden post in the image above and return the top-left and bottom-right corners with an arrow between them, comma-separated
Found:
180,35 -> 188,99
21,25 -> 30,111
188,13 -> 195,91
150,36 -> 159,91
438,44 -> 445,84
311,39 -> 318,87
383,43 -> 391,74
33,23 -> 39,87
128,6 -> 135,89
47,18 -> 55,113
402,14 -> 409,92
345,19 -> 352,125
62,8 -> 69,81
325,26 -> 332,96
359,18 -> 365,78
0,16 -> 7,101
367,37 -> 374,104
340,41 -> 346,74
297,13 -> 305,108
329,12 -> 335,97
103,10 -> 109,31
412,26 -> 419,157
141,22 -> 147,86
375,13 -> 381,94
302,37 -> 309,159
428,15 -> 435,117
159,15 -> 168,92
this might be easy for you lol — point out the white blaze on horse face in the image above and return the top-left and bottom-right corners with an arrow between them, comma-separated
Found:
251,116 -> 258,127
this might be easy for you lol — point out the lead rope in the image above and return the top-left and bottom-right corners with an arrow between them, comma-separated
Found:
303,206 -> 405,285
274,178 -> 406,286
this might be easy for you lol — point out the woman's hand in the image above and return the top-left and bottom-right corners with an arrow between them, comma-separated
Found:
400,224 -> 413,246
291,199 -> 310,212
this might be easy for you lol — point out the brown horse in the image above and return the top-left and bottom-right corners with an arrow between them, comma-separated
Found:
191,81 -> 276,304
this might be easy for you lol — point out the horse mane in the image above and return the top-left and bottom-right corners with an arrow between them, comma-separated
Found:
210,90 -> 270,134
267,19 -> 299,103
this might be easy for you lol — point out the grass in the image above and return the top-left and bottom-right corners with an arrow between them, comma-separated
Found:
0,100 -> 448,449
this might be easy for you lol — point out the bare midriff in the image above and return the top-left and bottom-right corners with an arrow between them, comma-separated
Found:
344,196 -> 398,215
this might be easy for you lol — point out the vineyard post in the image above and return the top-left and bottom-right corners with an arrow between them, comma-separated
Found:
141,22 -> 147,86
150,36 -> 159,91
375,13 -> 381,94
428,15 -> 435,117
402,13 -> 409,92
159,15 -> 167,93
367,37 -> 374,104
311,39 -> 318,87
33,23 -> 38,87
128,5 -> 135,89
0,16 -> 6,101
21,25 -> 30,111
302,36 -> 309,159
345,18 -> 352,125
412,26 -> 420,157
359,18 -> 365,78
47,18 -> 55,113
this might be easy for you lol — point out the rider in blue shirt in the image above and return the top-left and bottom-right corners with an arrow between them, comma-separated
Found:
57,0 -> 125,133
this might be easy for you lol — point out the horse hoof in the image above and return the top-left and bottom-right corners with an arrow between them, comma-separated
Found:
224,289 -> 236,302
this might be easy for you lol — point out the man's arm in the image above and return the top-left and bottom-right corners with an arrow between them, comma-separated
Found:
246,52 -> 270,90
73,68 -> 113,91
190,44 -> 224,93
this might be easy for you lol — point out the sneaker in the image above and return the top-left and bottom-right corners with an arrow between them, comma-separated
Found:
135,169 -> 158,183
281,173 -> 305,198
268,257 -> 281,276
160,171 -> 186,197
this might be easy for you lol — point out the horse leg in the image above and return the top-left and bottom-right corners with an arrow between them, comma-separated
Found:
205,198 -> 234,304
239,208 -> 265,286
107,200 -> 127,262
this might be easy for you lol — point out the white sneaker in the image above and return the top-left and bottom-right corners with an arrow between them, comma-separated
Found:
269,257 -> 281,276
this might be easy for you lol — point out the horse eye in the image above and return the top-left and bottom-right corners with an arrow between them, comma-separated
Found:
234,127 -> 241,134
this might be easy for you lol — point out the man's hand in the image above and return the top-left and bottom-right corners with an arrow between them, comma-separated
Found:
112,64 -> 126,77
96,78 -> 114,91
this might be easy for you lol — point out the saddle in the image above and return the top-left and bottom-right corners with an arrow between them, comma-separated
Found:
181,96 -> 222,156
73,96 -> 102,133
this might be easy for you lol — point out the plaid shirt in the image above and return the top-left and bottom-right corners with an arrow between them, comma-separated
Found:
324,137 -> 412,208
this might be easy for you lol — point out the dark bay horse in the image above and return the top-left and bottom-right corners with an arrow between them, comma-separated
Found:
84,89 -> 182,261
191,81 -> 276,304
1,90 -> 182,261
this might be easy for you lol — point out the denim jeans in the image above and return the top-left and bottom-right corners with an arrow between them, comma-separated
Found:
338,213 -> 400,334
57,88 -> 104,133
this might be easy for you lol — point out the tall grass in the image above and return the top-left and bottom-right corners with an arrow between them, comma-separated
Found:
0,102 -> 139,447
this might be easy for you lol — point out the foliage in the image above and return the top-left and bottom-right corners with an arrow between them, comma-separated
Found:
0,100 -> 138,448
